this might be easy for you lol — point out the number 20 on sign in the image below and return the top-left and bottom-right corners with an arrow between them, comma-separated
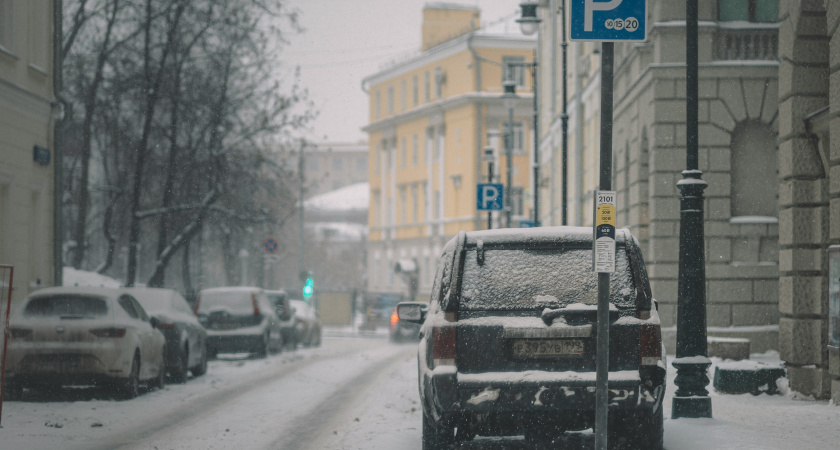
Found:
593,191 -> 616,273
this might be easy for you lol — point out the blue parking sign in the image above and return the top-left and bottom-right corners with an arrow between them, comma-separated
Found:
569,0 -> 647,42
477,183 -> 504,211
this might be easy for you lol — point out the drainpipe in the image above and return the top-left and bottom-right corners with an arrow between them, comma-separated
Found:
53,0 -> 64,286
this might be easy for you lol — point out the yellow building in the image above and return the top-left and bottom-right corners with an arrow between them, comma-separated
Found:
362,4 -> 536,299
0,0 -> 58,307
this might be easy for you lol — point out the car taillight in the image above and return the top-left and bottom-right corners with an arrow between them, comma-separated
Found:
390,311 -> 399,325
252,293 -> 261,316
432,325 -> 456,368
640,324 -> 661,366
90,327 -> 127,338
193,295 -> 201,316
10,328 -> 32,340
156,322 -> 176,330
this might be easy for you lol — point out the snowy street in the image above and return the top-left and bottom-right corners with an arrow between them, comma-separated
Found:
1,335 -> 839,449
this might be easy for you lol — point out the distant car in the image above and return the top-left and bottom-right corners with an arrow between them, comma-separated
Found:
196,287 -> 283,358
126,287 -> 208,383
289,299 -> 321,347
266,289 -> 298,349
400,227 -> 666,448
389,302 -> 425,342
4,287 -> 167,400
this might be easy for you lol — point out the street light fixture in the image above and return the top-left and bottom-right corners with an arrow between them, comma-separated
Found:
502,79 -> 517,228
516,1 -> 541,36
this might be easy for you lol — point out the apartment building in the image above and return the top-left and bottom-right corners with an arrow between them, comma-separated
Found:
0,0 -> 58,307
303,141 -> 368,199
363,3 -> 536,299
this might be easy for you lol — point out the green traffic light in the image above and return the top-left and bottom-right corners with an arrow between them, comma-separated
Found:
303,278 -> 314,297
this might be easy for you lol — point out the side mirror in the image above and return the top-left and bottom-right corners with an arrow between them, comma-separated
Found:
150,316 -> 160,329
397,302 -> 424,323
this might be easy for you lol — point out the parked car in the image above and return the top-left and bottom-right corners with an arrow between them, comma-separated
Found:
126,287 -> 208,383
266,289 -> 298,349
4,287 -> 167,400
389,302 -> 425,342
398,227 -> 666,449
289,299 -> 321,347
196,287 -> 283,358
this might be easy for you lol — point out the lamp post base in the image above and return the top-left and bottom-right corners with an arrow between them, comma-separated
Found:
672,396 -> 713,419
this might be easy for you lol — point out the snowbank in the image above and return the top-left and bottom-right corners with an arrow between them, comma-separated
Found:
62,267 -> 122,288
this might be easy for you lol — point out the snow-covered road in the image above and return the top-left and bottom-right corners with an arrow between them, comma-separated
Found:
1,336 -> 839,449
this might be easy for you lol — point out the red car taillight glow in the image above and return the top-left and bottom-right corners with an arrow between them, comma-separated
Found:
90,327 -> 127,338
193,295 -> 201,316
390,311 -> 399,326
432,324 -> 456,368
640,324 -> 662,366
252,293 -> 261,316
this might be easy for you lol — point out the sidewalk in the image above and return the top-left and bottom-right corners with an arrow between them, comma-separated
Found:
662,350 -> 839,449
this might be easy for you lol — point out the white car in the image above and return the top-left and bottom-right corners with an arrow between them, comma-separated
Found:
289,299 -> 321,347
4,287 -> 167,400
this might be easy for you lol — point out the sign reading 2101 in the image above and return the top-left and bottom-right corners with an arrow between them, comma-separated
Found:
569,0 -> 647,42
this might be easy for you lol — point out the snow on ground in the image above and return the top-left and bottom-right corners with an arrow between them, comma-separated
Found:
1,334 -> 838,449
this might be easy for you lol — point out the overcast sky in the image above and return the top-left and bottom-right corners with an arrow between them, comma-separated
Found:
281,0 -> 521,144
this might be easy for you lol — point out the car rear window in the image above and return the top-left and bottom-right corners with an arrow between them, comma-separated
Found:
24,295 -> 109,317
199,291 -> 256,314
458,247 -> 636,311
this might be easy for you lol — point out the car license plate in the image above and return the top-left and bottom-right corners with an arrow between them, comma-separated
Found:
511,339 -> 584,358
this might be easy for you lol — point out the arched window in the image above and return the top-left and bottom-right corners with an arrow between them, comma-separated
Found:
730,120 -> 778,218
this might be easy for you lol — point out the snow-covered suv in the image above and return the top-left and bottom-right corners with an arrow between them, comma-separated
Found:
398,226 -> 666,449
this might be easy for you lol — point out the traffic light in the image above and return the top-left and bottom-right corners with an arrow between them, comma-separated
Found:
302,276 -> 314,299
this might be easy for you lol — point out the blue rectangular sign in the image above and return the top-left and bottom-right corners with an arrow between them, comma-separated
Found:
477,183 -> 504,211
569,0 -> 647,42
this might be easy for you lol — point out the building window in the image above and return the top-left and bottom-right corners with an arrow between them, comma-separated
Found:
411,185 -> 418,223
372,190 -> 381,226
511,186 -> 525,217
718,0 -> 777,23
412,135 -> 419,166
434,67 -> 443,98
0,0 -> 15,52
332,158 -> 343,171
374,144 -> 380,173
425,129 -> 433,164
413,75 -> 419,106
375,91 -> 381,118
512,122 -> 525,154
502,56 -> 526,87
357,157 -> 367,173
731,120 -> 778,217
424,71 -> 431,102
434,190 -> 441,219
400,188 -> 407,224
28,1 -> 48,70
401,137 -> 407,169
387,85 -> 394,114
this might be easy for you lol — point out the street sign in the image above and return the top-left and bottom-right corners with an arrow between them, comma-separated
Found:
263,237 -> 279,254
593,190 -> 616,273
477,183 -> 504,211
569,0 -> 647,42
520,220 -> 541,228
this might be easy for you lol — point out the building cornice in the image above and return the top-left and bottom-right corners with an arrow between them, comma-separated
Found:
363,91 -> 534,133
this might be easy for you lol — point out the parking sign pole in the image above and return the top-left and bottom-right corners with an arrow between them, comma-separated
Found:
594,42 -> 614,450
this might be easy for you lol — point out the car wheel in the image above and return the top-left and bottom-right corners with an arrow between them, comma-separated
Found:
191,345 -> 208,377
3,380 -> 23,401
254,332 -> 269,358
171,346 -> 189,384
422,412 -> 454,450
610,406 -> 663,450
116,354 -> 140,400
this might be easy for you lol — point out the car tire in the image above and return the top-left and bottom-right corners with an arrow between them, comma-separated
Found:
171,346 -> 189,384
191,346 -> 208,377
255,332 -> 269,358
422,412 -> 454,450
610,406 -> 663,450
116,354 -> 140,400
3,380 -> 23,401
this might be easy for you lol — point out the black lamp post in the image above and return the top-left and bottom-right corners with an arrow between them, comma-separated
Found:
502,79 -> 517,228
517,1 -> 541,227
672,0 -> 712,419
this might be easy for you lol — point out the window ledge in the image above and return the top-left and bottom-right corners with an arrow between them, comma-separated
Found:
0,44 -> 19,60
729,216 -> 778,224
28,64 -> 48,77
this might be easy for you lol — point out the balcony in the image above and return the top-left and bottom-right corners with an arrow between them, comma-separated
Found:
714,23 -> 779,61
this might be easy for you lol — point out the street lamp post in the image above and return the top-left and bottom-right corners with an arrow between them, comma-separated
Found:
517,1 -> 541,227
672,0 -> 712,419
484,145 -> 495,229
502,79 -> 517,228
